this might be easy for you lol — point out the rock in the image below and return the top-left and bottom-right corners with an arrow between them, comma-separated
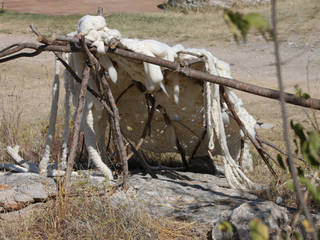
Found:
229,201 -> 290,239
112,171 -> 258,223
0,173 -> 56,212
1,170 -> 319,239
0,203 -> 44,222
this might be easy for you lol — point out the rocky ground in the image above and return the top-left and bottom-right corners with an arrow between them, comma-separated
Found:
1,171 -> 319,239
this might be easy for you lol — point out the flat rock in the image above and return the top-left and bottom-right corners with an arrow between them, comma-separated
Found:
112,171 -> 258,223
0,173 -> 56,212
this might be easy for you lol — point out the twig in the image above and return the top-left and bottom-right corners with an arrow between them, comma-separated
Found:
157,104 -> 189,169
0,43 -> 75,62
100,72 -> 129,190
0,163 -> 28,173
1,37 -> 320,110
82,34 -> 129,189
125,93 -> 155,161
180,56 -> 205,67
256,136 -> 305,162
221,87 -> 278,178
54,52 -> 114,117
63,36 -> 91,193
291,171 -> 319,229
271,1 -> 317,239
190,129 -> 207,159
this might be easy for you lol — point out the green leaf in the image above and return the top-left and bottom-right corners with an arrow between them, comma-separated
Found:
294,85 -> 303,98
249,218 -> 269,240
293,232 -> 303,240
303,93 -> 311,99
302,219 -> 315,233
286,180 -> 295,192
224,9 -> 250,43
277,154 -> 286,170
291,121 -> 306,147
294,85 -> 310,99
308,132 -> 320,164
218,221 -> 233,234
299,176 -> 320,202
243,13 -> 273,41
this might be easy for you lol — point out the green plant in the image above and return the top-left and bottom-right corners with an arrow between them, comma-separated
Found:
223,9 -> 273,43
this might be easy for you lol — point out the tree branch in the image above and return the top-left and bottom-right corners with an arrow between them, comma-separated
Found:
271,0 -> 317,239
0,36 -> 320,110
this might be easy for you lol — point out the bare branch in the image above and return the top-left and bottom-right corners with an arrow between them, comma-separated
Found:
271,0 -> 317,238
54,52 -> 114,117
221,87 -> 278,178
0,36 -> 320,110
63,42 -> 90,193
256,136 -> 305,162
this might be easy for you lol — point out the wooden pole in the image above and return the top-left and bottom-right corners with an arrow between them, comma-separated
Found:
63,35 -> 90,193
1,36 -> 320,110
220,87 -> 278,178
63,63 -> 90,193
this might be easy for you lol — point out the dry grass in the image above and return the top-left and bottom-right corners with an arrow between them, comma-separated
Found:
0,0 -> 318,43
0,179 -> 209,240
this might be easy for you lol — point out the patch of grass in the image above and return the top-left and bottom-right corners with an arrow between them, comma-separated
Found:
0,9 -> 230,43
0,182 -> 207,240
0,0 -> 318,43
0,10 -> 81,34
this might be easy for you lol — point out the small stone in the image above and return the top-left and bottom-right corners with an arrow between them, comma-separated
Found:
276,196 -> 283,204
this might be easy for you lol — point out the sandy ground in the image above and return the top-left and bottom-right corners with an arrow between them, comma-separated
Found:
3,0 -> 164,15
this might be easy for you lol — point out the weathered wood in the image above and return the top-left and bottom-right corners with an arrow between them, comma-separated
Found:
82,36 -> 129,189
54,52 -> 114,117
101,72 -> 129,190
0,36 -> 320,110
256,136 -> 305,162
63,42 -> 90,193
97,7 -> 104,16
112,47 -> 320,110
220,87 -> 278,178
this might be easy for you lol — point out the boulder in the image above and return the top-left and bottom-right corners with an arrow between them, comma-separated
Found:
229,201 -> 290,239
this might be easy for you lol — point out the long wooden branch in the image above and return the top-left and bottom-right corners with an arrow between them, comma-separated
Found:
110,47 -> 320,110
220,87 -> 278,178
0,37 -> 319,110
63,39 -> 90,193
54,52 -> 115,118
82,38 -> 129,189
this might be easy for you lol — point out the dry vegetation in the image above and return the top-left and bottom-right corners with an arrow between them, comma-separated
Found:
0,0 -> 319,238
0,179 -> 208,240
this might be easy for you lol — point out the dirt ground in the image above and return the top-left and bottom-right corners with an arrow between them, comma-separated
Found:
3,0 -> 164,15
